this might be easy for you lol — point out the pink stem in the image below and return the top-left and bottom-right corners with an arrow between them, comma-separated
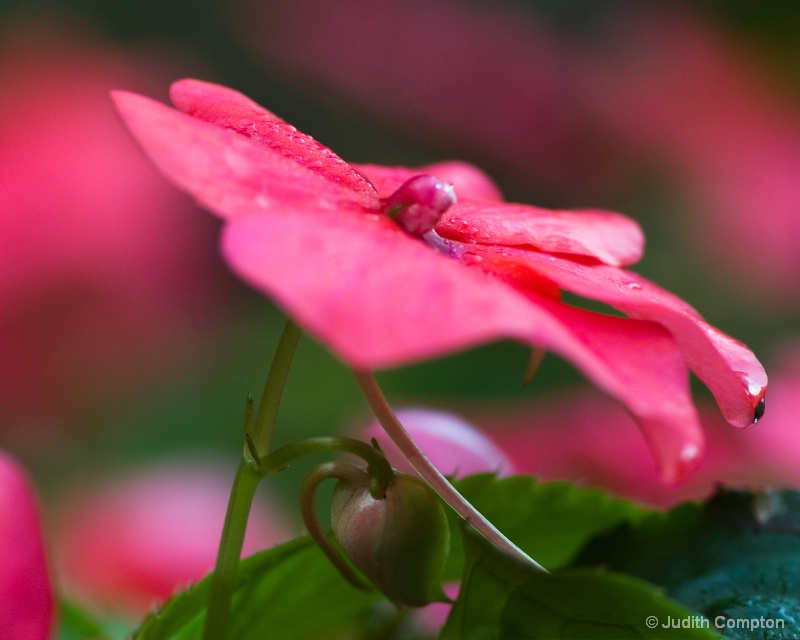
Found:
353,370 -> 547,573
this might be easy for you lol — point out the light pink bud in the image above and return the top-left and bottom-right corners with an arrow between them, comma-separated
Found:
355,407 -> 516,479
331,470 -> 450,607
382,175 -> 456,235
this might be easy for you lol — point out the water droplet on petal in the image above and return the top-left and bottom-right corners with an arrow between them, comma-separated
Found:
679,442 -> 701,463
463,253 -> 483,265
753,395 -> 766,423
625,282 -> 642,291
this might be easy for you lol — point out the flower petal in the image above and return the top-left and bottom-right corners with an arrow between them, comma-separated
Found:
438,202 -> 645,267
355,162 -> 643,267
223,212 -> 702,482
169,79 -> 377,206
0,452 -> 53,640
478,246 -> 768,428
111,90 -> 378,220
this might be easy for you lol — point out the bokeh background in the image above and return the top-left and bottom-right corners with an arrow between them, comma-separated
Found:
2,0 -> 800,626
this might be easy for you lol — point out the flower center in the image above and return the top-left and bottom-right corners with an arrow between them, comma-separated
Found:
382,175 -> 456,236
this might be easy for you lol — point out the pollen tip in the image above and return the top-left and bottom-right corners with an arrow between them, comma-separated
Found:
383,174 -> 456,236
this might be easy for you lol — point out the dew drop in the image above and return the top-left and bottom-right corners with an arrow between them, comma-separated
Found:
679,442 -> 700,463
625,282 -> 642,291
463,253 -> 483,265
753,395 -> 766,423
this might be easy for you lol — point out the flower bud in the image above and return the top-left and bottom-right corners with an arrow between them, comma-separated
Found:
382,174 -> 456,236
331,470 -> 450,607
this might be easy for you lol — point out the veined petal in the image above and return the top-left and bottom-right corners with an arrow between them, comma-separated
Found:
169,79 -> 377,206
438,202 -> 645,267
479,246 -> 768,428
111,90 -> 378,220
223,212 -> 702,482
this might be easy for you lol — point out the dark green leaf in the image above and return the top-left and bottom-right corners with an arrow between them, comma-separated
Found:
577,488 -> 800,639
445,474 -> 650,577
441,525 -> 719,639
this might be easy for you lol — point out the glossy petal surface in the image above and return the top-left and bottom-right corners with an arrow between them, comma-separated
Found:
472,246 -> 767,428
223,212 -> 701,481
112,90 -> 376,220
169,79 -> 377,204
438,203 -> 644,267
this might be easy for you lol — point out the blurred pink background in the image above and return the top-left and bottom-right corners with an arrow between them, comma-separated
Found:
2,1 -> 799,630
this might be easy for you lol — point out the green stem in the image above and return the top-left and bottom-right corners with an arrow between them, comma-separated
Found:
352,369 -> 548,573
261,436 -> 395,496
249,318 -> 302,458
300,461 -> 375,591
201,435 -> 395,640
200,459 -> 261,640
201,318 -> 301,640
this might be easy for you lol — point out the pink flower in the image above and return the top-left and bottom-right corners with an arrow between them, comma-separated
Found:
111,79 -> 766,483
574,5 -> 800,305
232,0 -> 800,307
0,17 -> 227,445
0,451 -> 54,640
55,457 -> 294,618
353,407 -> 516,478
230,0 -> 605,192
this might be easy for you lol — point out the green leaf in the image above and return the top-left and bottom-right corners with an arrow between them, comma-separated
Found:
134,536 -> 380,640
577,488 -> 800,639
441,525 -> 719,639
445,474 -> 650,577
57,599 -> 128,640
120,475 -> 679,639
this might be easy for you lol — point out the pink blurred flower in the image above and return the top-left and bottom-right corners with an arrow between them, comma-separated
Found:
111,79 -> 766,484
574,5 -> 800,304
0,16 -> 226,446
231,0 -> 612,193
231,1 -> 800,305
354,407 -> 516,478
0,451 -> 54,640
55,457 -> 295,618
489,346 -> 800,508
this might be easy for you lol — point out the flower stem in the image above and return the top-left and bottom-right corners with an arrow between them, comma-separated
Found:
249,318 -> 302,458
352,369 -> 548,573
200,318 -> 301,640
299,461 -> 376,591
200,458 -> 261,640
261,436 -> 395,496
